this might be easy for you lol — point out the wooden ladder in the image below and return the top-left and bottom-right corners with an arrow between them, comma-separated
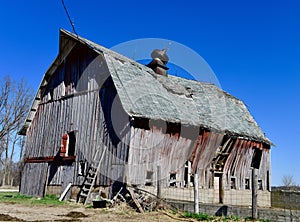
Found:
78,147 -> 105,205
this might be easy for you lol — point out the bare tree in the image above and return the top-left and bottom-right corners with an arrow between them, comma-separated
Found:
0,77 -> 32,139
282,175 -> 295,188
0,76 -> 32,186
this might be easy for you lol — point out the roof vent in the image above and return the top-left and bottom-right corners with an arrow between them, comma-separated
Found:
146,49 -> 169,76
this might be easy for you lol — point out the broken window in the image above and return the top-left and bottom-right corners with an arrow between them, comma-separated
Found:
230,177 -> 236,189
145,171 -> 154,186
245,178 -> 250,190
169,173 -> 177,187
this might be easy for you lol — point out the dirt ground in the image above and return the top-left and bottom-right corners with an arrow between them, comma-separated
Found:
0,202 -> 183,222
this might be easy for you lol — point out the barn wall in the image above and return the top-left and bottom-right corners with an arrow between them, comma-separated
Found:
127,125 -> 224,188
223,139 -> 271,191
126,124 -> 271,206
22,42 -> 130,196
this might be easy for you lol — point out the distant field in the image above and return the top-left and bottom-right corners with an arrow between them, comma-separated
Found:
271,190 -> 300,210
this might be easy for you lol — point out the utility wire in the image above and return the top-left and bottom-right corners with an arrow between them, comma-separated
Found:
61,0 -> 78,36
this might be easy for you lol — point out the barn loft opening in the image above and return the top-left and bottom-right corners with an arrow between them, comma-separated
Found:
67,131 -> 76,156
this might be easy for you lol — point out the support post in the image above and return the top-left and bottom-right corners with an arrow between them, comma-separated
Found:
219,175 -> 224,204
157,165 -> 161,200
187,161 -> 191,188
194,173 -> 199,214
252,168 -> 258,219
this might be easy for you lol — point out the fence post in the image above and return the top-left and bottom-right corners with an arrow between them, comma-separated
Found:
194,173 -> 199,214
157,165 -> 161,200
252,168 -> 258,219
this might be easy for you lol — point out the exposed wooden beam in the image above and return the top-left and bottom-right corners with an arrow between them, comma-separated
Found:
24,156 -> 76,163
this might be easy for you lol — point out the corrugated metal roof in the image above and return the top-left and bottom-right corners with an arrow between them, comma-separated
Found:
20,29 -> 272,145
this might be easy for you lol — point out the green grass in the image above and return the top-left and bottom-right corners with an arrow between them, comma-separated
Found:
0,192 -> 65,206
180,212 -> 214,221
180,212 -> 269,221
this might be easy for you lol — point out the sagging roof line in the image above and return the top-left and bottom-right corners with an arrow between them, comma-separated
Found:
19,29 -> 272,146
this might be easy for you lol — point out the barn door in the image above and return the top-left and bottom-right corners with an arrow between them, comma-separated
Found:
20,162 -> 48,197
60,163 -> 75,200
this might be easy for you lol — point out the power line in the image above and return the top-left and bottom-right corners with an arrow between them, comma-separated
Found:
61,0 -> 78,36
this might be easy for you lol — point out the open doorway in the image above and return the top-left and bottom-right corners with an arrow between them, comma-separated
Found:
214,172 -> 224,204
184,161 -> 193,187
67,131 -> 76,156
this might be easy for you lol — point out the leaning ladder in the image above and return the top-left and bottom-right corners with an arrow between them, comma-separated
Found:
78,146 -> 107,205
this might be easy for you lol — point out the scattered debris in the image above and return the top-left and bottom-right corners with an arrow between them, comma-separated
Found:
127,187 -> 145,213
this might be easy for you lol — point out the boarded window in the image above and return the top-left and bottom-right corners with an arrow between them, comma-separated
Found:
145,171 -> 154,186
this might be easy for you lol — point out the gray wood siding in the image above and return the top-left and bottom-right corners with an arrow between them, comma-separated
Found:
20,163 -> 48,196
22,43 -> 130,195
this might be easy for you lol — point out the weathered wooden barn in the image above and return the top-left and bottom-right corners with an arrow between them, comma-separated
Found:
19,29 -> 272,206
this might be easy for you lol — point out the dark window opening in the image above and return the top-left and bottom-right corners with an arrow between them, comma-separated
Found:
145,171 -> 154,186
166,122 -> 181,137
231,177 -> 236,189
149,119 -> 167,133
245,178 -> 250,190
133,117 -> 150,130
251,148 -> 262,169
67,131 -> 76,156
258,180 -> 263,190
184,161 -> 192,187
170,173 -> 177,187
78,161 -> 86,176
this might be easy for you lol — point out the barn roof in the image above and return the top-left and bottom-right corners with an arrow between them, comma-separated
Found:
20,29 -> 272,145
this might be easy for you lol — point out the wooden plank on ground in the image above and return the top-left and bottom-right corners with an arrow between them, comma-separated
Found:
59,183 -> 72,201
127,187 -> 144,213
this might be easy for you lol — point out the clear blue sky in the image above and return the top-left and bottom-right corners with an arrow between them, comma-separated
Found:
0,1 -> 299,186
